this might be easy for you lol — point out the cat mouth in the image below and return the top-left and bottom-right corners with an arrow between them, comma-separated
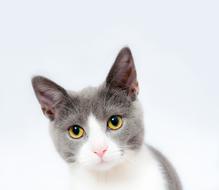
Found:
97,158 -> 109,164
94,160 -> 115,171
94,157 -> 120,170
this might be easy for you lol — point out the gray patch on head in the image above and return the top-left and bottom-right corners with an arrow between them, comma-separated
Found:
49,83 -> 145,163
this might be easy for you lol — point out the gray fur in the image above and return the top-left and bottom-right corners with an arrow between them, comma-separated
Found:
32,47 -> 182,190
148,145 -> 182,190
49,83 -> 144,163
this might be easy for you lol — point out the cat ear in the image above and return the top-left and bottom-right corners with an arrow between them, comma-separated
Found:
32,76 -> 68,120
106,47 -> 139,100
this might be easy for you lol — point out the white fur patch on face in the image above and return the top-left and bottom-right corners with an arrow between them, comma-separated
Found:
70,146 -> 167,190
77,114 -> 123,171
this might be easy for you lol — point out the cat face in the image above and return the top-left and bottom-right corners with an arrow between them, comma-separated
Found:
32,47 -> 144,171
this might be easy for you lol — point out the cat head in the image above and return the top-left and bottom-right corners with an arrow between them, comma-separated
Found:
32,47 -> 144,171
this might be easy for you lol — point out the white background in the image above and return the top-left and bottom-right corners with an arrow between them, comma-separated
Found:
0,0 -> 218,190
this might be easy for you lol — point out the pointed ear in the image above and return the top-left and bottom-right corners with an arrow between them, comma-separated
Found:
106,47 -> 139,100
31,76 -> 68,120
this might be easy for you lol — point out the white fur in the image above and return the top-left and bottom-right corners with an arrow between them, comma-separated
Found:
69,115 -> 167,190
77,114 -> 123,171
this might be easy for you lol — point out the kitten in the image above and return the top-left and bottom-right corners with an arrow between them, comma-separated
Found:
32,47 -> 182,190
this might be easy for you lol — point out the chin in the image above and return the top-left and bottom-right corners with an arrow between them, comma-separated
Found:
93,160 -> 122,171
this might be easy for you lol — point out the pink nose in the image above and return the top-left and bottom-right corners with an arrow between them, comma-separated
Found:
93,147 -> 108,158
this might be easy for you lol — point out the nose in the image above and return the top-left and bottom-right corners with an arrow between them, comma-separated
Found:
93,146 -> 108,158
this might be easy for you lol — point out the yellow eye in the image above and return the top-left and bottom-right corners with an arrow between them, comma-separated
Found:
68,125 -> 84,139
107,115 -> 123,130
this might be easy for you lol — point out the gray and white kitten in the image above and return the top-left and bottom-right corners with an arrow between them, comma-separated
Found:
32,47 -> 182,190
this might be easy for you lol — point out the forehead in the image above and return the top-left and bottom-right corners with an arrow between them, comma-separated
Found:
77,85 -> 130,118
57,85 -> 131,127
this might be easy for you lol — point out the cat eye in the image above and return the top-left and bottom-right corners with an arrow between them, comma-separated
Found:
107,115 -> 123,130
68,125 -> 84,139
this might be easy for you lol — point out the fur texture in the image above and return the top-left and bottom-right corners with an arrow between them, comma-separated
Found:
32,47 -> 182,190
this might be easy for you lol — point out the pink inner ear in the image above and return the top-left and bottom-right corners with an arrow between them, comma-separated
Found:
129,81 -> 139,96
106,47 -> 139,99
38,90 -> 57,120
42,107 -> 55,120
121,61 -> 138,95
126,64 -> 136,85
38,90 -> 55,107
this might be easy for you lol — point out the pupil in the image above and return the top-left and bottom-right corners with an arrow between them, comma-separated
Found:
73,126 -> 80,135
111,116 -> 119,126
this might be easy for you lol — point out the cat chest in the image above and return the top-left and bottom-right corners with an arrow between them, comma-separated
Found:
72,180 -> 166,190
69,166 -> 167,190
